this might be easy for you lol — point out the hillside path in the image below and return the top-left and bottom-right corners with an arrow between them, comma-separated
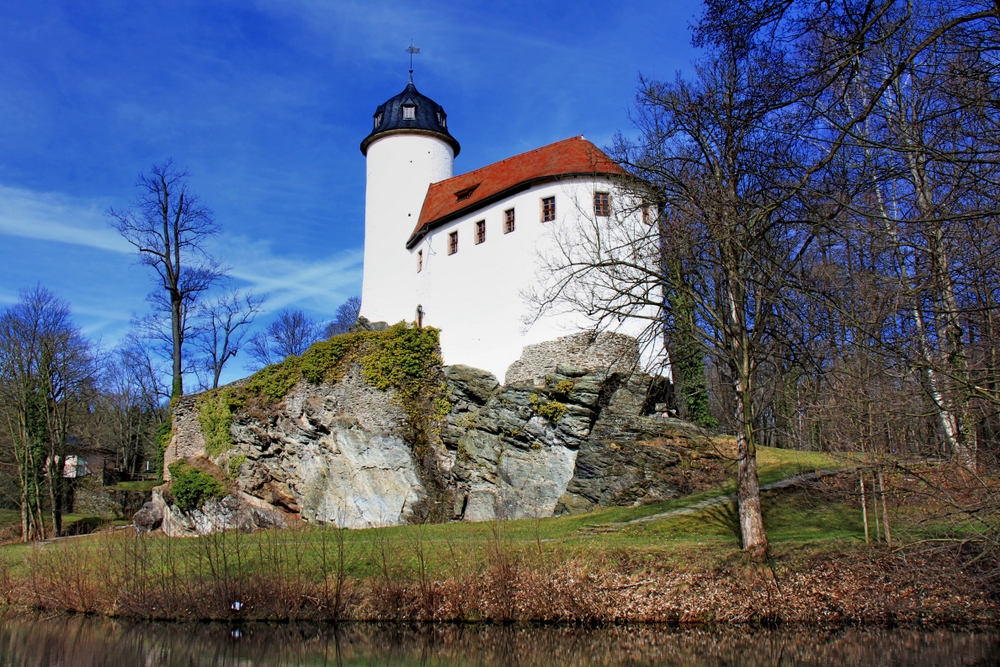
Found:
581,470 -> 836,534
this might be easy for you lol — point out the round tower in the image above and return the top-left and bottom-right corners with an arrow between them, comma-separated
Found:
359,79 -> 460,326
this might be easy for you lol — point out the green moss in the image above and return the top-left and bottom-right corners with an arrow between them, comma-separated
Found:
228,453 -> 248,478
358,324 -> 441,396
242,358 -> 301,404
299,332 -> 367,384
168,461 -> 227,512
553,379 -> 575,395
529,393 -> 566,423
535,400 -> 567,422
232,324 -> 441,409
198,388 -> 237,457
434,397 -> 453,418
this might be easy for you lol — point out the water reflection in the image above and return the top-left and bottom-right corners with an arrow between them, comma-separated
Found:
0,612 -> 996,666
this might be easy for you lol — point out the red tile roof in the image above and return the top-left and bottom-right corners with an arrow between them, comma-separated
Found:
407,136 -> 625,247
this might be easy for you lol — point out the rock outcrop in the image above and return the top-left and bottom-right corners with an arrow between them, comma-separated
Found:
225,365 -> 431,529
148,330 -> 717,535
441,363 -> 709,521
134,488 -> 290,537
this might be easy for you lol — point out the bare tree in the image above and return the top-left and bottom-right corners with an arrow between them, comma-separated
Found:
194,290 -> 265,389
323,296 -> 362,338
83,337 -> 169,476
0,286 -> 94,540
245,309 -> 321,369
108,161 -> 224,397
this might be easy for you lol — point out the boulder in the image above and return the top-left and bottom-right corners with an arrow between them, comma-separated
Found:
153,488 -> 289,537
132,497 -> 163,534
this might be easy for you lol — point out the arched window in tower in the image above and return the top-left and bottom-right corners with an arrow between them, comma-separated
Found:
402,105 -> 416,120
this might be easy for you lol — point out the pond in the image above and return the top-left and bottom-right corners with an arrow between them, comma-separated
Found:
0,613 -> 996,666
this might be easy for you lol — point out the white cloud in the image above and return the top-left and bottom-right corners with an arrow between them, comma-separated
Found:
220,235 -> 363,316
0,184 -> 129,252
0,183 -> 364,335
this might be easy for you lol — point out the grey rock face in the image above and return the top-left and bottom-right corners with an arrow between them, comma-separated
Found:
153,332 -> 708,535
441,346 -> 698,521
224,364 -> 435,529
163,395 -> 207,482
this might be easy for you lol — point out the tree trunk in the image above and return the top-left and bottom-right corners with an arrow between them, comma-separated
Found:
171,291 -> 184,397
736,422 -> 768,558
860,476 -> 870,544
725,266 -> 768,559
872,475 -> 880,542
878,470 -> 892,548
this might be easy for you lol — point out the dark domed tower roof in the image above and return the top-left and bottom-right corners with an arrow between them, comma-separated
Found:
360,80 -> 461,156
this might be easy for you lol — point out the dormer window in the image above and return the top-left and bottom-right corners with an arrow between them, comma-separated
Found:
373,113 -> 382,129
402,105 -> 416,120
454,184 -> 479,202
437,112 -> 447,128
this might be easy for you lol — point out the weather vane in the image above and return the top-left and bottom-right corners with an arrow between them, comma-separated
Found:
407,40 -> 420,81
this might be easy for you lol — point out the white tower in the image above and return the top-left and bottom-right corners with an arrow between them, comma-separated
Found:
359,79 -> 460,325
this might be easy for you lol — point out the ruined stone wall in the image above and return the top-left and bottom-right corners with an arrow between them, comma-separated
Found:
163,395 -> 206,482
504,331 -> 640,386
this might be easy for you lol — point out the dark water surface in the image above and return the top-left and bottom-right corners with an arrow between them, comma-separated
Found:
0,613 -> 996,666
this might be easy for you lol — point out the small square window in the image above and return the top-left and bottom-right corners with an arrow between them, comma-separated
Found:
541,196 -> 556,222
448,231 -> 458,255
475,220 -> 486,244
402,105 -> 416,120
504,208 -> 515,233
417,249 -> 423,272
594,192 -> 610,217
642,204 -> 656,225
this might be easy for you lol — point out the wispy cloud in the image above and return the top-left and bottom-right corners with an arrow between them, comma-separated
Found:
0,184 -> 129,252
220,235 -> 363,315
0,182 -> 363,335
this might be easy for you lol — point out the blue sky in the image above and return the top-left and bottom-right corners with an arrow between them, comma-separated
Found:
0,0 -> 701,385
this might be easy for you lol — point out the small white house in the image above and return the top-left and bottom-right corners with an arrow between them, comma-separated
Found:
359,78 -> 660,382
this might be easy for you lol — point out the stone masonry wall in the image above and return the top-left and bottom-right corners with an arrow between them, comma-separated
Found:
504,331 -> 640,387
163,395 -> 206,482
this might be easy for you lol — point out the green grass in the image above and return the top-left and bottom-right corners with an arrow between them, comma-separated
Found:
0,446 -> 863,577
110,481 -> 159,492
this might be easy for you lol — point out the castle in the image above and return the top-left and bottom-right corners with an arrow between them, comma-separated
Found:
359,77 -> 660,383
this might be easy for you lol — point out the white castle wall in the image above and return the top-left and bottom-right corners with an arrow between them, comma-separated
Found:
410,177 -> 657,382
360,133 -> 454,326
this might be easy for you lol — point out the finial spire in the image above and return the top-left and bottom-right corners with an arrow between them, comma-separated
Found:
406,40 -> 420,82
